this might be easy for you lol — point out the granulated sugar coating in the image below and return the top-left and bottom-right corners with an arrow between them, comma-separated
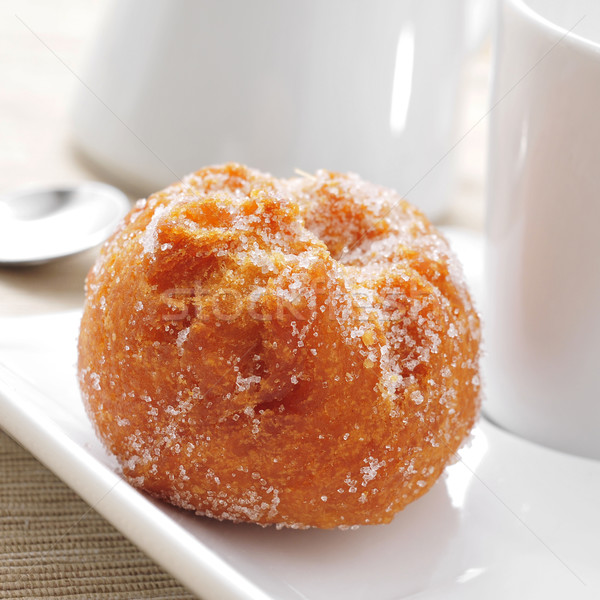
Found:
78,164 -> 481,529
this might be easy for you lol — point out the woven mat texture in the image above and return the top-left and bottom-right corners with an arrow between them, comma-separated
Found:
0,430 -> 197,599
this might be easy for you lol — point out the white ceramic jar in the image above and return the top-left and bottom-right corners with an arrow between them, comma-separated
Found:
72,0 -> 488,220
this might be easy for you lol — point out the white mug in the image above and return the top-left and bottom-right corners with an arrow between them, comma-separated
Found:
72,0 -> 489,220
485,0 -> 600,459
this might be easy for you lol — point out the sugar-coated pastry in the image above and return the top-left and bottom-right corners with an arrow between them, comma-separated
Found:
78,163 -> 481,529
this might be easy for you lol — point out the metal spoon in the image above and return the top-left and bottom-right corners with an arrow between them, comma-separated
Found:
0,182 -> 130,266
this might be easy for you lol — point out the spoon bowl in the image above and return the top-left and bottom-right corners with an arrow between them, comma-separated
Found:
0,182 -> 130,266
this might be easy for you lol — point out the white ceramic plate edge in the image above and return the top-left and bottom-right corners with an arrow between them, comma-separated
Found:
0,362 -> 273,600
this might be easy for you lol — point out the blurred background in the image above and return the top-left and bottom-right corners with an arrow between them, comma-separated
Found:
1,0 -> 490,228
0,0 -> 492,314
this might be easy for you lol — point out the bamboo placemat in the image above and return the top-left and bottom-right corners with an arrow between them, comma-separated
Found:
0,430 -> 197,599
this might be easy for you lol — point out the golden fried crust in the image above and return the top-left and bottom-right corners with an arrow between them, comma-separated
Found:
78,163 -> 481,528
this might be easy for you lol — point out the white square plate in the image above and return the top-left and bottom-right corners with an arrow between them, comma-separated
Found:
1,229 -> 598,599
